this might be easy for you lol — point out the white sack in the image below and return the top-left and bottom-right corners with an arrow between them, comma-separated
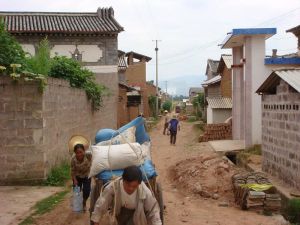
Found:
89,142 -> 147,177
141,142 -> 152,160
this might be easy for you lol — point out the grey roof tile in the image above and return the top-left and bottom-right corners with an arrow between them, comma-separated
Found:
0,7 -> 124,35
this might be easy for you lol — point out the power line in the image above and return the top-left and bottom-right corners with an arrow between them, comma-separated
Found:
146,7 -> 300,66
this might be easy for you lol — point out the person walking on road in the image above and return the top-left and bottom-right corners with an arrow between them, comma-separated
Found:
163,111 -> 170,135
168,114 -> 180,145
91,166 -> 162,225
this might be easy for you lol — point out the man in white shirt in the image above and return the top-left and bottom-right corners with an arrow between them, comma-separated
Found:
91,166 -> 162,225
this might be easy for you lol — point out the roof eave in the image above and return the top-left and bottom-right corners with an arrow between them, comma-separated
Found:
221,28 -> 277,49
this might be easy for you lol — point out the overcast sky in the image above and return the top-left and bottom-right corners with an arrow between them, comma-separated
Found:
2,0 -> 300,95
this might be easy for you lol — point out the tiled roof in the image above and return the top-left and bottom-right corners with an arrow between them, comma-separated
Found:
202,75 -> 221,86
206,59 -> 219,74
189,87 -> 203,94
206,97 -> 232,109
286,25 -> 300,34
0,7 -> 124,35
257,69 -> 300,94
125,51 -> 152,62
217,54 -> 232,73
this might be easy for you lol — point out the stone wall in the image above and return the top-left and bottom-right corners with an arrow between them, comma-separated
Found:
0,76 -> 117,184
261,79 -> 300,189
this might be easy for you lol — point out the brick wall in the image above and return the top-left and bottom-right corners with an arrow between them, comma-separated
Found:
199,123 -> 232,142
0,76 -> 117,184
221,67 -> 232,98
125,62 -> 153,118
118,85 -> 129,128
261,79 -> 300,189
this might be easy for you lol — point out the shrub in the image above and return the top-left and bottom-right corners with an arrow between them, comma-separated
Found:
0,21 -> 26,73
44,162 -> 70,186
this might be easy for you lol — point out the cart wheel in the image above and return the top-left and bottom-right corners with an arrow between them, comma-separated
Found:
156,182 -> 164,224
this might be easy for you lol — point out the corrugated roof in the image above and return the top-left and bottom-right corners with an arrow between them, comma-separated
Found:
257,69 -> 300,94
0,7 -> 124,35
207,97 -> 232,109
202,75 -> 221,86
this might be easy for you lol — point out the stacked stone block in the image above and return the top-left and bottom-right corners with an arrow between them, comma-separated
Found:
199,123 -> 232,142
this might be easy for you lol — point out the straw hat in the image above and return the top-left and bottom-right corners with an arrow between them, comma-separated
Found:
68,135 -> 91,154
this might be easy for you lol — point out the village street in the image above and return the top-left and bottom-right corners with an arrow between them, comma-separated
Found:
28,119 -> 286,225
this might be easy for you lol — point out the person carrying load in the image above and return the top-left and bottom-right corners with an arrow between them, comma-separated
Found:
91,166 -> 162,225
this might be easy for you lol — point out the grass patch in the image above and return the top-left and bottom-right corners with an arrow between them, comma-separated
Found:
18,190 -> 69,225
19,216 -> 34,225
237,145 -> 261,164
43,162 -> 70,186
187,116 -> 197,122
35,190 -> 69,214
285,198 -> 300,224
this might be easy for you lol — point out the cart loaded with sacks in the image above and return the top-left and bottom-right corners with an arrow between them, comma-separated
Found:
86,117 -> 164,224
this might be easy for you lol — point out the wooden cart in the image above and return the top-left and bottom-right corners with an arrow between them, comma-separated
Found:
90,176 -> 164,225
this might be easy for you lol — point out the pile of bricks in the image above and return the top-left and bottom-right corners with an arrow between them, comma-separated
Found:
232,172 -> 281,212
198,123 -> 232,142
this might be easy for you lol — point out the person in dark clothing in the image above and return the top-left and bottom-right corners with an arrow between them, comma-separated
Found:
168,114 -> 180,145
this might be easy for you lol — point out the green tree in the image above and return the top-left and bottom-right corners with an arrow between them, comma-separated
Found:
192,93 -> 205,109
162,100 -> 172,112
0,21 -> 26,73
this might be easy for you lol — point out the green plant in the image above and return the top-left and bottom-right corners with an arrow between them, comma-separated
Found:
26,38 -> 51,75
286,199 -> 300,224
43,162 -> 70,186
49,56 -> 108,110
192,92 -> 205,109
35,191 -> 68,214
162,100 -> 172,112
19,190 -> 68,225
148,95 -> 157,117
0,21 -> 27,74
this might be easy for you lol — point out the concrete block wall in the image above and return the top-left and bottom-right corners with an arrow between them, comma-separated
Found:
0,76 -> 117,184
262,79 -> 300,189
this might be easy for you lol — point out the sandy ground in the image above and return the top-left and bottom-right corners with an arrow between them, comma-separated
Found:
26,119 -> 287,225
0,186 -> 63,225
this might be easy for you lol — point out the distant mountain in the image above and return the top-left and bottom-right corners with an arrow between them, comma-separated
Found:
158,75 -> 206,96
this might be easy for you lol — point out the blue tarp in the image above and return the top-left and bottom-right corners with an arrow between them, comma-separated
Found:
95,117 -> 150,144
96,160 -> 157,183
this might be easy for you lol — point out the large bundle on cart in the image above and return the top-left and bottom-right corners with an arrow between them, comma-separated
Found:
89,117 -> 164,224
232,172 -> 281,213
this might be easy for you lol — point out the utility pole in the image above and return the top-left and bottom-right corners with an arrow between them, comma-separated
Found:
153,40 -> 161,117
165,80 -> 168,93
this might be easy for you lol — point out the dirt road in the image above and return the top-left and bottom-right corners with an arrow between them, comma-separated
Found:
31,120 -> 286,225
